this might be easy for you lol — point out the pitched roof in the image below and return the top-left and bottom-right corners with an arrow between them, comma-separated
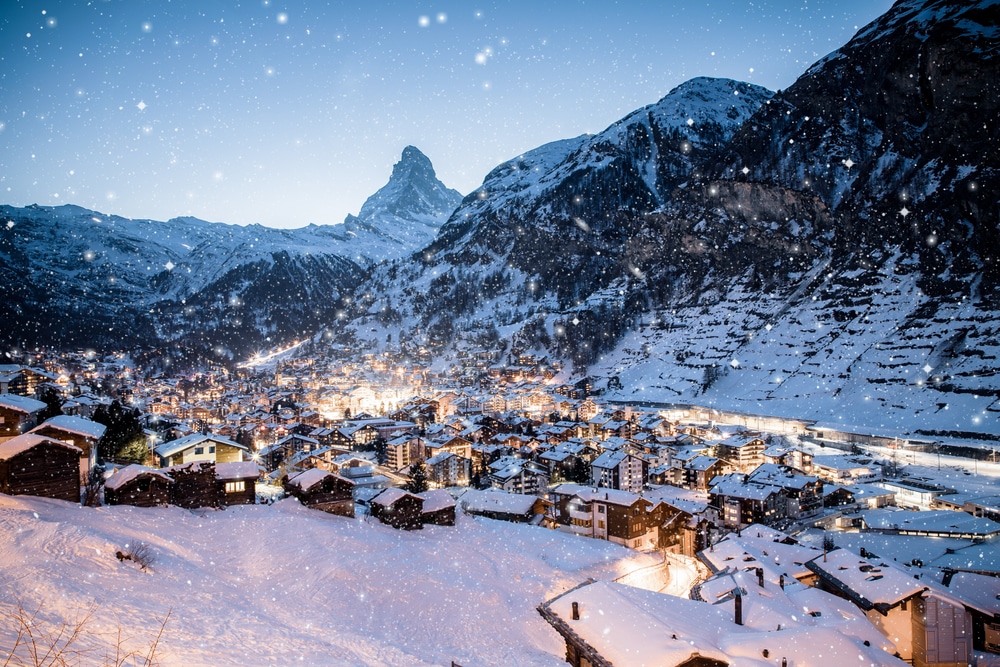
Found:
154,432 -> 246,458
0,393 -> 47,414
0,433 -> 82,461
104,464 -> 172,491
31,415 -> 107,440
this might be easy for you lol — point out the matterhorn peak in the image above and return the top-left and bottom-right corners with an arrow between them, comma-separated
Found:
342,146 -> 463,260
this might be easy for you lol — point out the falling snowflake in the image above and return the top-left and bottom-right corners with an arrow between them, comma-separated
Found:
165,261 -> 175,271
900,206 -> 910,218
843,158 -> 854,169
136,101 -> 147,111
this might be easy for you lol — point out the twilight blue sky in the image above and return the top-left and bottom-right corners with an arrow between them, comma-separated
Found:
1,0 -> 894,229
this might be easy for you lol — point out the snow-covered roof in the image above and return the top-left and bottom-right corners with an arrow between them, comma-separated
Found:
215,460 -> 260,481
423,451 -> 454,466
0,393 -> 47,414
31,414 -> 107,440
541,579 -> 903,667
371,487 -> 421,507
699,527 -> 821,582
805,548 -> 927,611
417,489 -> 455,513
104,464 -> 172,491
458,489 -> 539,515
858,507 -> 1000,538
0,433 -> 82,461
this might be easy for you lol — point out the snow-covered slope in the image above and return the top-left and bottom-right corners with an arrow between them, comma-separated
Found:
0,494 -> 652,666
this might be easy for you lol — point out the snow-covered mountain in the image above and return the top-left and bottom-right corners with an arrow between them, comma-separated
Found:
0,147 -> 460,364
342,146 -> 463,261
346,0 -> 1000,439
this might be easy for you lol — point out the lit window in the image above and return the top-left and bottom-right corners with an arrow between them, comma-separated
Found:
225,481 -> 245,493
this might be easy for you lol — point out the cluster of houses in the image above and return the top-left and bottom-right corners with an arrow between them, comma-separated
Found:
3,355 -> 1000,666
540,520 -> 1000,667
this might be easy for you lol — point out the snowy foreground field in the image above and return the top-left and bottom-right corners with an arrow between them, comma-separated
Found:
0,495 -> 656,666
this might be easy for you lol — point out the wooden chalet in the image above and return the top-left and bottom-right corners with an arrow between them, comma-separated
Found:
104,464 -> 173,507
0,433 -> 81,503
216,460 -> 258,506
369,487 -> 424,530
418,488 -> 457,526
166,460 -> 221,509
458,488 -> 552,524
29,415 -> 107,484
0,394 -> 47,441
284,468 -> 355,517
154,432 -> 248,467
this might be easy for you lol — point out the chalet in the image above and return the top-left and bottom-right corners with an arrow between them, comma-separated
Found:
942,571 -> 1000,655
166,460 -> 221,509
216,460 -> 258,506
284,468 -> 355,517
590,449 -> 646,494
154,433 -> 248,467
0,434 -> 81,503
29,415 -> 107,484
104,464 -> 173,507
418,488 -> 457,526
369,487 -> 424,530
550,484 -> 657,550
458,488 -> 552,524
0,394 -> 47,442
807,549 -> 972,666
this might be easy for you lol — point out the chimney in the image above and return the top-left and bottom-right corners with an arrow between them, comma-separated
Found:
757,567 -> 764,588
734,591 -> 743,626
571,601 -> 579,620
779,574 -> 785,590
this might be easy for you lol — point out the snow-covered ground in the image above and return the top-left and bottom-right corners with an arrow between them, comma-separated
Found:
0,495 -> 657,666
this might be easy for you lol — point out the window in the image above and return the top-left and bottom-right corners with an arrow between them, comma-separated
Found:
597,505 -> 605,514
597,520 -> 605,529
225,481 -> 245,493
194,447 -> 204,455
209,446 -> 215,454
